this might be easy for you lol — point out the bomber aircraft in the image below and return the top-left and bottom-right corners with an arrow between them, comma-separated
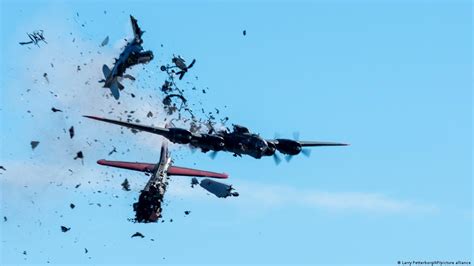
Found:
98,142 -> 233,223
85,115 -> 348,164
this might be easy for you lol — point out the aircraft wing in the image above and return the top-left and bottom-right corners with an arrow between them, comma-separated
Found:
299,141 -> 349,147
84,115 -> 169,135
168,166 -> 228,179
130,15 -> 144,43
97,159 -> 156,172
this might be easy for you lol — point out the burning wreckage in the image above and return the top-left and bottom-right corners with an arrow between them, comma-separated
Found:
97,142 -> 235,223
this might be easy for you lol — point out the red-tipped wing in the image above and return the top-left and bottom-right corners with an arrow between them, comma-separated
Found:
168,166 -> 228,179
97,159 -> 156,172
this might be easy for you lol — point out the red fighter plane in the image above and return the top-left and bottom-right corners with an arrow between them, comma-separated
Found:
98,141 -> 235,223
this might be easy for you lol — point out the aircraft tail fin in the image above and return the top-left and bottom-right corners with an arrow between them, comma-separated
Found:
97,159 -> 156,172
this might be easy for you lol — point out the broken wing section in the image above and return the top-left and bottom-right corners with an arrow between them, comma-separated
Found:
97,159 -> 156,173
168,166 -> 228,179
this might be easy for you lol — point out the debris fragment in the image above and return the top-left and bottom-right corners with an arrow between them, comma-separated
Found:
70,203 -> 75,209
3,216 -> 7,222
243,30 -> 246,36
162,56 -> 196,80
199,179 -> 239,198
75,183 -> 81,189
147,111 -> 153,118
84,248 -> 88,254
23,251 -> 27,255
131,232 -> 144,238
162,94 -> 187,115
19,30 -> 47,46
184,211 -> 191,215
30,141 -> 40,150
100,36 -> 109,47
121,178 -> 131,191
160,80 -> 173,93
123,74 -> 135,81
51,107 -> 62,112
0,166 -> 5,171
163,94 -> 187,106
43,73 -> 49,83
69,126 -> 75,139
191,177 -> 199,188
60,226 -> 71,232
74,151 -> 84,161
108,147 -> 117,156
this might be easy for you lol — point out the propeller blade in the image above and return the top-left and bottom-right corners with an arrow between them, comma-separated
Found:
273,153 -> 282,165
189,145 -> 197,154
293,131 -> 300,140
285,155 -> 293,162
301,148 -> 311,157
209,151 -> 218,160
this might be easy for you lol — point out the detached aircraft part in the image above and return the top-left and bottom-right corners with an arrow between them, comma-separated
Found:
162,94 -> 187,107
199,179 -> 239,198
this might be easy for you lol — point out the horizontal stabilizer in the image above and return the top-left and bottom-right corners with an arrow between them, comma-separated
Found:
168,166 -> 228,179
110,81 -> 120,100
102,64 -> 111,78
97,159 -> 155,172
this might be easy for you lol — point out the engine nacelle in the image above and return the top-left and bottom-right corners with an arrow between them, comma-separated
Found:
275,139 -> 302,155
168,128 -> 193,144
191,134 -> 225,151
264,141 -> 277,156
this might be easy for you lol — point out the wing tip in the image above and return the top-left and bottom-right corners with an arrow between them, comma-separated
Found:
83,115 -> 103,121
220,172 -> 229,179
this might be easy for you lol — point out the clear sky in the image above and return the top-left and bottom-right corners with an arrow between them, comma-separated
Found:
0,0 -> 472,265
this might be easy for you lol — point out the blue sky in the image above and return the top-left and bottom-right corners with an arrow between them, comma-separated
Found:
0,0 -> 472,265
